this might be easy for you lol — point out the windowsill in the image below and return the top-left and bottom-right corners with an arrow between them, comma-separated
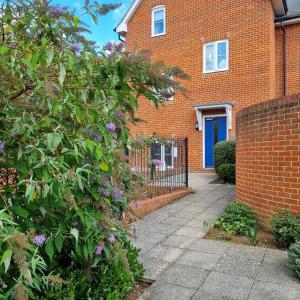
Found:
203,68 -> 229,74
202,70 -> 230,78
151,33 -> 166,38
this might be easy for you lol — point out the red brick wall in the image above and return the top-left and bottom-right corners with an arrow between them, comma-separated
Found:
236,94 -> 300,222
275,25 -> 300,97
126,0 -> 277,171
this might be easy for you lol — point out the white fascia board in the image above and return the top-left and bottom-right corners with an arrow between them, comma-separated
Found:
115,0 -> 142,35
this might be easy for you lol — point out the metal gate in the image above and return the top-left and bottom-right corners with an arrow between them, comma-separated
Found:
129,137 -> 188,197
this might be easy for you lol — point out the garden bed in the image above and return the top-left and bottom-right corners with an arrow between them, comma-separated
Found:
203,225 -> 285,250
126,281 -> 152,300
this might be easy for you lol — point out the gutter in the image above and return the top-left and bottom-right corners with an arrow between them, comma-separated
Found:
275,15 -> 300,27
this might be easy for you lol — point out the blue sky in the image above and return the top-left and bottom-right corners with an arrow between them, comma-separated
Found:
55,0 -> 132,46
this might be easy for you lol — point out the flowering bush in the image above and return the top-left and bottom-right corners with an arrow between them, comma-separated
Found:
0,1 -> 187,298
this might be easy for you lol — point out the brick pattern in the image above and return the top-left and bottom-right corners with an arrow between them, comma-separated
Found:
126,0 -> 279,171
127,187 -> 192,220
276,25 -> 300,97
236,94 -> 300,222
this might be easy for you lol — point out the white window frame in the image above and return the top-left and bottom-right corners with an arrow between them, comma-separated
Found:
151,6 -> 166,37
203,40 -> 229,74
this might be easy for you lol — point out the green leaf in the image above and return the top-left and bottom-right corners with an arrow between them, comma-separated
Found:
74,16 -> 80,27
0,249 -> 12,273
12,206 -> 29,218
70,228 -> 79,245
75,107 -> 83,123
55,234 -> 63,253
83,244 -> 88,260
0,46 -> 10,55
46,133 -> 62,152
46,48 -> 54,66
67,55 -> 74,70
45,238 -> 54,261
59,64 -> 66,86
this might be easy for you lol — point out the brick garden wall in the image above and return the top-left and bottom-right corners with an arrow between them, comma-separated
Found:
236,94 -> 300,222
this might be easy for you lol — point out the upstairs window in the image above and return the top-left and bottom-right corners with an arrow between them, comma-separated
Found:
152,6 -> 166,37
203,40 -> 229,73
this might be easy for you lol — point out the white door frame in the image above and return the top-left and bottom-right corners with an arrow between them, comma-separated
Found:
202,114 -> 228,169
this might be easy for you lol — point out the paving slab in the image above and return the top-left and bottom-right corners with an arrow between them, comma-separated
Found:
145,222 -> 181,234
176,250 -> 221,270
172,210 -> 201,219
173,226 -> 206,238
160,216 -> 191,226
263,248 -> 289,267
187,239 -> 228,255
256,262 -> 300,287
224,243 -> 266,262
213,255 -> 261,279
248,280 -> 300,300
162,264 -> 210,289
161,234 -> 197,249
136,232 -> 168,244
191,290 -> 229,300
143,244 -> 184,263
141,257 -> 171,280
139,282 -> 196,300
199,271 -> 254,300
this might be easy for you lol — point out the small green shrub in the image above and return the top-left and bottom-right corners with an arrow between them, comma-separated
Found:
214,141 -> 235,174
288,241 -> 300,278
216,202 -> 257,238
218,163 -> 235,184
34,239 -> 144,300
271,210 -> 300,248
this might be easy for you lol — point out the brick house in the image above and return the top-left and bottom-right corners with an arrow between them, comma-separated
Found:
116,0 -> 300,172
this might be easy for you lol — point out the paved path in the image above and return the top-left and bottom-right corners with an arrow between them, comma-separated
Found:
130,173 -> 300,300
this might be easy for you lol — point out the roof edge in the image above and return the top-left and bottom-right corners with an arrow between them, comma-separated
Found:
115,0 -> 142,36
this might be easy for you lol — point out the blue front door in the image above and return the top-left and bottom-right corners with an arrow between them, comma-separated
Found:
205,116 -> 227,168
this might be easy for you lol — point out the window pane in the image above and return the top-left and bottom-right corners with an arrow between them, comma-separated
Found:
217,42 -> 227,69
152,143 -> 162,160
154,10 -> 164,21
153,9 -> 164,35
154,20 -> 164,35
205,44 -> 214,72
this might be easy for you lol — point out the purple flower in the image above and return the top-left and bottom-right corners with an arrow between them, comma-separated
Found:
95,242 -> 104,255
113,109 -> 125,121
32,235 -> 46,246
108,234 -> 116,245
153,159 -> 162,166
91,132 -> 102,141
103,41 -> 114,52
112,188 -> 123,199
99,187 -> 110,197
71,43 -> 81,52
0,141 -> 5,154
106,123 -> 116,133
50,6 -> 65,16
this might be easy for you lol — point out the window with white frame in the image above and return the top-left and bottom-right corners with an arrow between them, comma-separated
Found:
203,40 -> 229,73
152,6 -> 165,37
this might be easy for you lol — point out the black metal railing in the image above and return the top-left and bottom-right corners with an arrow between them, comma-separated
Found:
129,137 -> 188,198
